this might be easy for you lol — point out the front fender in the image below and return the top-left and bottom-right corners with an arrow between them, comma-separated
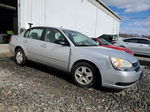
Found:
69,55 -> 111,72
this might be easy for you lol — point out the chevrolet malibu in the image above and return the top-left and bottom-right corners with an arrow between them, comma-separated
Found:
9,27 -> 143,89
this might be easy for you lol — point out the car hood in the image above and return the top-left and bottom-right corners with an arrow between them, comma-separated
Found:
76,46 -> 137,63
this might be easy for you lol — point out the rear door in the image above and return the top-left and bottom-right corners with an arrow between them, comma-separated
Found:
22,28 -> 45,61
137,39 -> 150,55
123,39 -> 139,53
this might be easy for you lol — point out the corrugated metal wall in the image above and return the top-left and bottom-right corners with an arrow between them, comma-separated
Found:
18,0 -> 120,37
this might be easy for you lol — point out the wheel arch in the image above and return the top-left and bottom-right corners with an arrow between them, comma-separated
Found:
15,46 -> 27,58
70,59 -> 102,84
15,46 -> 23,52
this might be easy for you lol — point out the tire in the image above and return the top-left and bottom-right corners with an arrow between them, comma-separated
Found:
71,62 -> 97,88
15,48 -> 26,66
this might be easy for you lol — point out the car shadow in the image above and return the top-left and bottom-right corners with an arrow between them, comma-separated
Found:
10,56 -> 73,84
94,85 -> 123,93
10,56 -> 123,93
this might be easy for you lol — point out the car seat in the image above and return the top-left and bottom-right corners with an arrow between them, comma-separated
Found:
46,32 -> 56,43
31,32 -> 39,39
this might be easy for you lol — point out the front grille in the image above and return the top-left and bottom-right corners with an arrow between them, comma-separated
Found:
132,62 -> 139,67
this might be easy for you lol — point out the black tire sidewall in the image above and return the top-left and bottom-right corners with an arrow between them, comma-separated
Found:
15,48 -> 26,66
72,62 -> 96,88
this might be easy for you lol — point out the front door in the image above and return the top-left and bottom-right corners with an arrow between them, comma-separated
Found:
40,28 -> 71,71
137,39 -> 150,55
124,39 -> 139,53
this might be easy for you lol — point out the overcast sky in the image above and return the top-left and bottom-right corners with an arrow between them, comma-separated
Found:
101,0 -> 150,35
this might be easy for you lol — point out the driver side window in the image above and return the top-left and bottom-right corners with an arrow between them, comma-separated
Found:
44,29 -> 66,44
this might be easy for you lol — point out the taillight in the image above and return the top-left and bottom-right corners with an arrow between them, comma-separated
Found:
9,35 -> 12,42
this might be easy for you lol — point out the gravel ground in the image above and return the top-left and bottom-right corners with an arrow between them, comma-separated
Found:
0,56 -> 150,112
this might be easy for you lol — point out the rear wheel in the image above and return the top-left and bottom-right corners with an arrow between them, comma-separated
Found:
15,48 -> 26,66
72,62 -> 97,88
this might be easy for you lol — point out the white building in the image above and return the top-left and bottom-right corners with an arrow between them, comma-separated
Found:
0,0 -> 121,37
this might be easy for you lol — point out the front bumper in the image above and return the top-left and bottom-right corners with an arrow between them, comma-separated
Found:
101,66 -> 143,89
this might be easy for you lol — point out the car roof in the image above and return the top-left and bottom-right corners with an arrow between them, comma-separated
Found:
123,37 -> 150,41
30,26 -> 78,32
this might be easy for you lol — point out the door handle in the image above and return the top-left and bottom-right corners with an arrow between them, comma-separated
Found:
40,44 -> 47,48
139,45 -> 143,46
23,40 -> 27,43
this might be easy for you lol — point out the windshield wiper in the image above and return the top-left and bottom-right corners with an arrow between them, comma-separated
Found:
76,45 -> 98,46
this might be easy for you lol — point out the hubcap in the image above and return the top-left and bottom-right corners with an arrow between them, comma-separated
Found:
16,51 -> 23,64
75,66 -> 93,85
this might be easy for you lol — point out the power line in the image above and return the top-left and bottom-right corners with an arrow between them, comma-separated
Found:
122,17 -> 149,20
0,3 -> 16,11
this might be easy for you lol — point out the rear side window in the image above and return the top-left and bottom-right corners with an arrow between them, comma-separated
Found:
28,29 -> 44,40
123,39 -> 138,43
24,30 -> 30,38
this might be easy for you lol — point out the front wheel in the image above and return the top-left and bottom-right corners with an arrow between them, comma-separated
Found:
72,62 -> 96,88
15,48 -> 26,66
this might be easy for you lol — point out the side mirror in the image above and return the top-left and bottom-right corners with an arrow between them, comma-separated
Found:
55,40 -> 69,46
58,41 -> 66,45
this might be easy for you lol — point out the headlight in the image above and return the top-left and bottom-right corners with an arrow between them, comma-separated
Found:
110,57 -> 132,69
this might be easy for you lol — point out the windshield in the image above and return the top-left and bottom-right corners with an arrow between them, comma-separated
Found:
63,30 -> 98,46
99,39 -> 111,45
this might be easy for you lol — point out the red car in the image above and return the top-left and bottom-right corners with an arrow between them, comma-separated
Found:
92,38 -> 134,55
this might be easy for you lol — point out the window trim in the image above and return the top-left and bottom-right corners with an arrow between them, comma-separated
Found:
137,39 -> 150,45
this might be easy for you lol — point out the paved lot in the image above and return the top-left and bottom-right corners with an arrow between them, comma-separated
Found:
0,44 -> 11,58
0,56 -> 150,112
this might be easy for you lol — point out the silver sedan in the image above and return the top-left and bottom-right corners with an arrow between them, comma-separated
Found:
9,27 -> 143,89
114,37 -> 150,56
